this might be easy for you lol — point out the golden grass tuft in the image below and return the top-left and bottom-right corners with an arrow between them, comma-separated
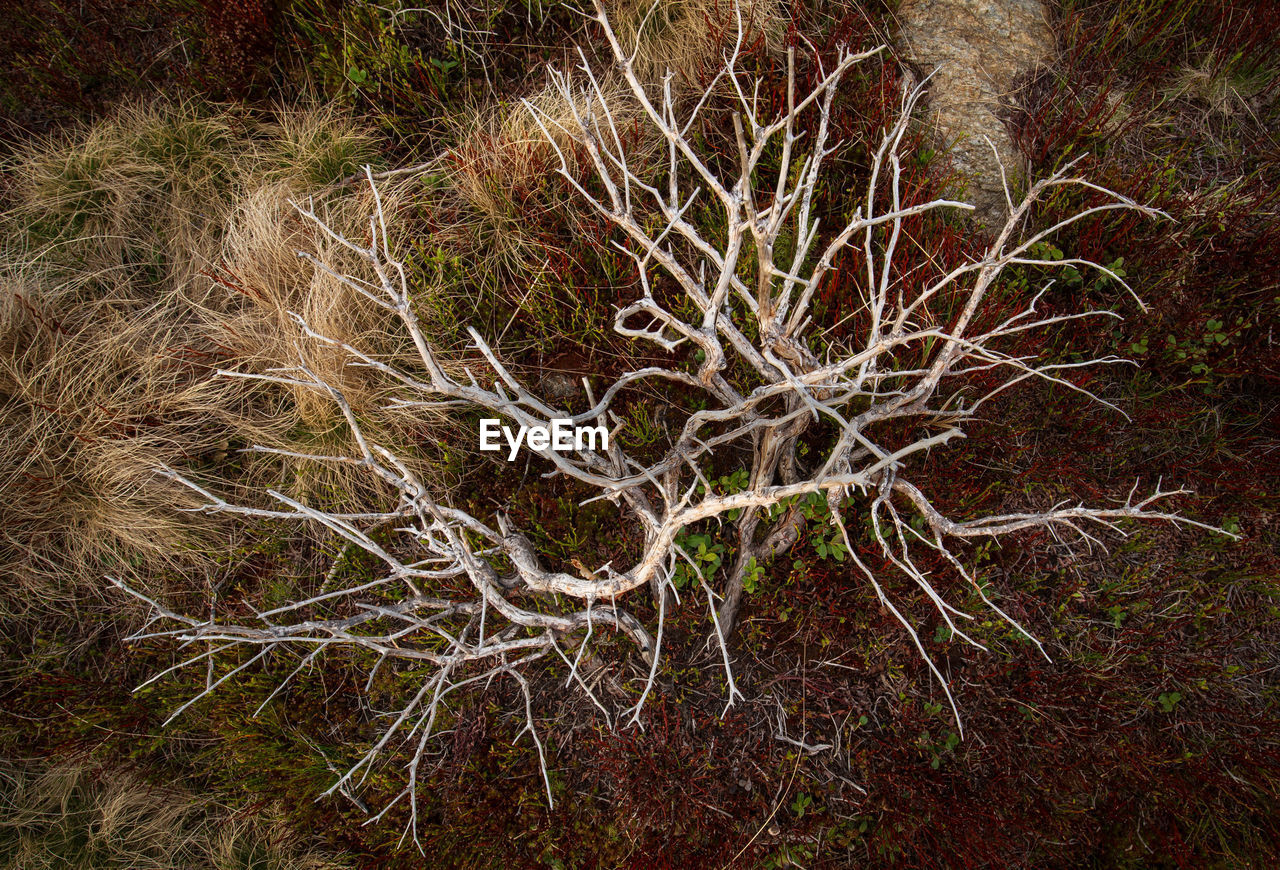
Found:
203,175 -> 433,499
436,77 -> 660,283
0,100 -> 441,633
432,1 -> 784,285
605,0 -> 786,85
0,758 -> 347,870
1165,55 -> 1272,117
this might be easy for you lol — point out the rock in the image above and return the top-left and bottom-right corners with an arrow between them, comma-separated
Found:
540,371 -> 580,403
898,0 -> 1054,230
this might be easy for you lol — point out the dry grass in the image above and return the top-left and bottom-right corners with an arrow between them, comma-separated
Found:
0,100 -> 442,638
606,0 -> 786,85
0,758 -> 346,870
432,1 -> 786,288
1165,55 -> 1272,116
436,78 -> 656,282
200,176 -> 430,499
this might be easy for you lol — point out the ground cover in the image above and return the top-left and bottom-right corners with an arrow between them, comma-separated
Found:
0,1 -> 1276,867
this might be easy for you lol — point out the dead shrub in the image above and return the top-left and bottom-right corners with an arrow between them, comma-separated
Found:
435,78 -> 661,281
